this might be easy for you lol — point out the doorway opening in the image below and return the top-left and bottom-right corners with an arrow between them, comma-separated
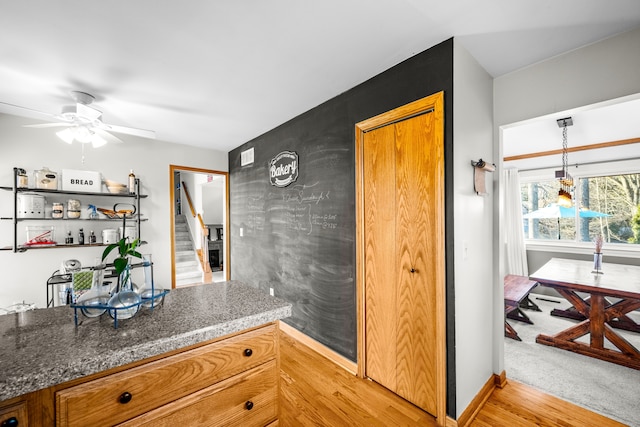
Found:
169,165 -> 229,288
499,93 -> 640,422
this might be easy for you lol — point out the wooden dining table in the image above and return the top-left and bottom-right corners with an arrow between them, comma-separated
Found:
529,257 -> 640,370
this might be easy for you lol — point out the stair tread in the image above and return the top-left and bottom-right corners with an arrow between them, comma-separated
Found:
173,215 -> 204,286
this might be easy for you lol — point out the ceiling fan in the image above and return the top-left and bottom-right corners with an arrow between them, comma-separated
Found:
1,91 -> 156,147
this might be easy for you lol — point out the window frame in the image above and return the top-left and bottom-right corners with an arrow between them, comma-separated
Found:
518,158 -> 640,259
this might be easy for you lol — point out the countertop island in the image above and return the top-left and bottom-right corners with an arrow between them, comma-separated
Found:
0,280 -> 292,402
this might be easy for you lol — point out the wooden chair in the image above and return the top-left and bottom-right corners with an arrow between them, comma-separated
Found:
504,274 -> 540,341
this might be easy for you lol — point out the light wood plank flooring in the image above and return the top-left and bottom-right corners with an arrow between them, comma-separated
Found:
469,381 -> 626,427
279,330 -> 627,427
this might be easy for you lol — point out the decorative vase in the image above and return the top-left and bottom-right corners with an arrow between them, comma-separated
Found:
593,252 -> 603,274
108,264 -> 141,319
139,254 -> 165,308
76,262 -> 110,318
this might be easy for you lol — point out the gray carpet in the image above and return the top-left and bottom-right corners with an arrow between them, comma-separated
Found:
504,294 -> 640,427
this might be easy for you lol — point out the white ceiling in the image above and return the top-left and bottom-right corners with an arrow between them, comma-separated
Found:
1,0 -> 640,153
503,95 -> 640,171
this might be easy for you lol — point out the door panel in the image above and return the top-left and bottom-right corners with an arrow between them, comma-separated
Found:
394,113 -> 438,412
363,110 -> 440,415
364,124 -> 397,391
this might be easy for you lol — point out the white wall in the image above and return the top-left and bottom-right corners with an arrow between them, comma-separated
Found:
453,39 -> 495,417
0,113 -> 228,309
179,171 -> 207,250
493,27 -> 640,383
202,178 -> 225,225
495,28 -> 640,127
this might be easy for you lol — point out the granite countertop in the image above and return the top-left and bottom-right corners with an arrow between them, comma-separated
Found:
0,280 -> 291,402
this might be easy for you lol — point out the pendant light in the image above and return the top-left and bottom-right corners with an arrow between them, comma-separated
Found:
555,117 -> 574,207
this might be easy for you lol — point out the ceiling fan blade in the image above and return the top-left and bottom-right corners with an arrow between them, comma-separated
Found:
99,122 -> 156,140
0,101 -> 59,121
24,122 -> 72,128
94,128 -> 124,144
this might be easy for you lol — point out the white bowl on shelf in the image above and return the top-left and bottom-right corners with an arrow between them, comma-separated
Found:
107,185 -> 128,194
104,180 -> 127,194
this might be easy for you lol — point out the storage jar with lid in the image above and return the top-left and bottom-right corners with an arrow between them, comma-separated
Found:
34,167 -> 58,190
52,202 -> 64,219
17,168 -> 29,188
67,199 -> 81,219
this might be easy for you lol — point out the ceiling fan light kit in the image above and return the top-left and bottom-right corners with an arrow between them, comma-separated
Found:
56,126 -> 108,148
1,90 -> 156,148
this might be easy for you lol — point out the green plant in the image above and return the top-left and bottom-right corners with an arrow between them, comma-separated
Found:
102,237 -> 142,290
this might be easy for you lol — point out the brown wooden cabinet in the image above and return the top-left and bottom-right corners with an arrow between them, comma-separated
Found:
0,401 -> 28,427
55,324 -> 279,427
117,360 -> 278,426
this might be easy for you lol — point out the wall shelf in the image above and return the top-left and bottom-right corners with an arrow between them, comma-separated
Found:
0,186 -> 148,198
1,167 -> 148,252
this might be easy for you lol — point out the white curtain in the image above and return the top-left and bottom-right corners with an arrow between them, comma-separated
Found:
503,168 -> 528,276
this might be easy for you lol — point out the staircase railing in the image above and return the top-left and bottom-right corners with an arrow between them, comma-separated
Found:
181,181 -> 211,274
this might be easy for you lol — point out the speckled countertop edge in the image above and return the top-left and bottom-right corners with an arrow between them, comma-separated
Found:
0,281 -> 291,401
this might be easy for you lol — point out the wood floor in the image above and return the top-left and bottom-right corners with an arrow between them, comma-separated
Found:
278,329 -> 627,427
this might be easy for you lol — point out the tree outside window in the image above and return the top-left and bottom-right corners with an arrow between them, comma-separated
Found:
521,173 -> 640,244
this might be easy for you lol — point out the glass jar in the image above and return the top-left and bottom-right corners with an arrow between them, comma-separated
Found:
52,202 -> 64,219
67,199 -> 81,219
17,168 -> 28,188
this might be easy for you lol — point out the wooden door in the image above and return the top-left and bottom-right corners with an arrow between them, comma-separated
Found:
360,94 -> 444,416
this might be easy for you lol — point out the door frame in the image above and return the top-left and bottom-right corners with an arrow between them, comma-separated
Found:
169,164 -> 230,288
355,92 -> 446,424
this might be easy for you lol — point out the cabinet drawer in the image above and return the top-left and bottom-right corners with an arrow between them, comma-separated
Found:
118,359 -> 278,427
56,324 -> 276,427
0,401 -> 28,427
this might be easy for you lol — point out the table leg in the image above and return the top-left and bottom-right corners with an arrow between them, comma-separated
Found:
505,320 -> 521,341
551,296 -> 640,333
590,295 -> 605,349
507,307 -> 534,324
536,290 -> 640,370
520,296 -> 542,312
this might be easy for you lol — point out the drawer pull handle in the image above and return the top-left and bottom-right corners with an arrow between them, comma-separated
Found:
244,348 -> 253,357
119,392 -> 133,404
1,417 -> 19,427
245,400 -> 254,410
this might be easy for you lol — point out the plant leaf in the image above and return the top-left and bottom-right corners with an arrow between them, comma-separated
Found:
118,238 -> 127,256
102,244 -> 118,261
113,258 -> 128,275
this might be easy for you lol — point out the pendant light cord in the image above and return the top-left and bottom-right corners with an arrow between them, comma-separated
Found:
561,124 -> 568,177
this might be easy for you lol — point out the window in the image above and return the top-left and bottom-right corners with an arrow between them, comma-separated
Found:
521,173 -> 640,244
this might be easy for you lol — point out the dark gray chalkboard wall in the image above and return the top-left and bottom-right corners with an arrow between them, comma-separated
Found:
229,38 -> 455,414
